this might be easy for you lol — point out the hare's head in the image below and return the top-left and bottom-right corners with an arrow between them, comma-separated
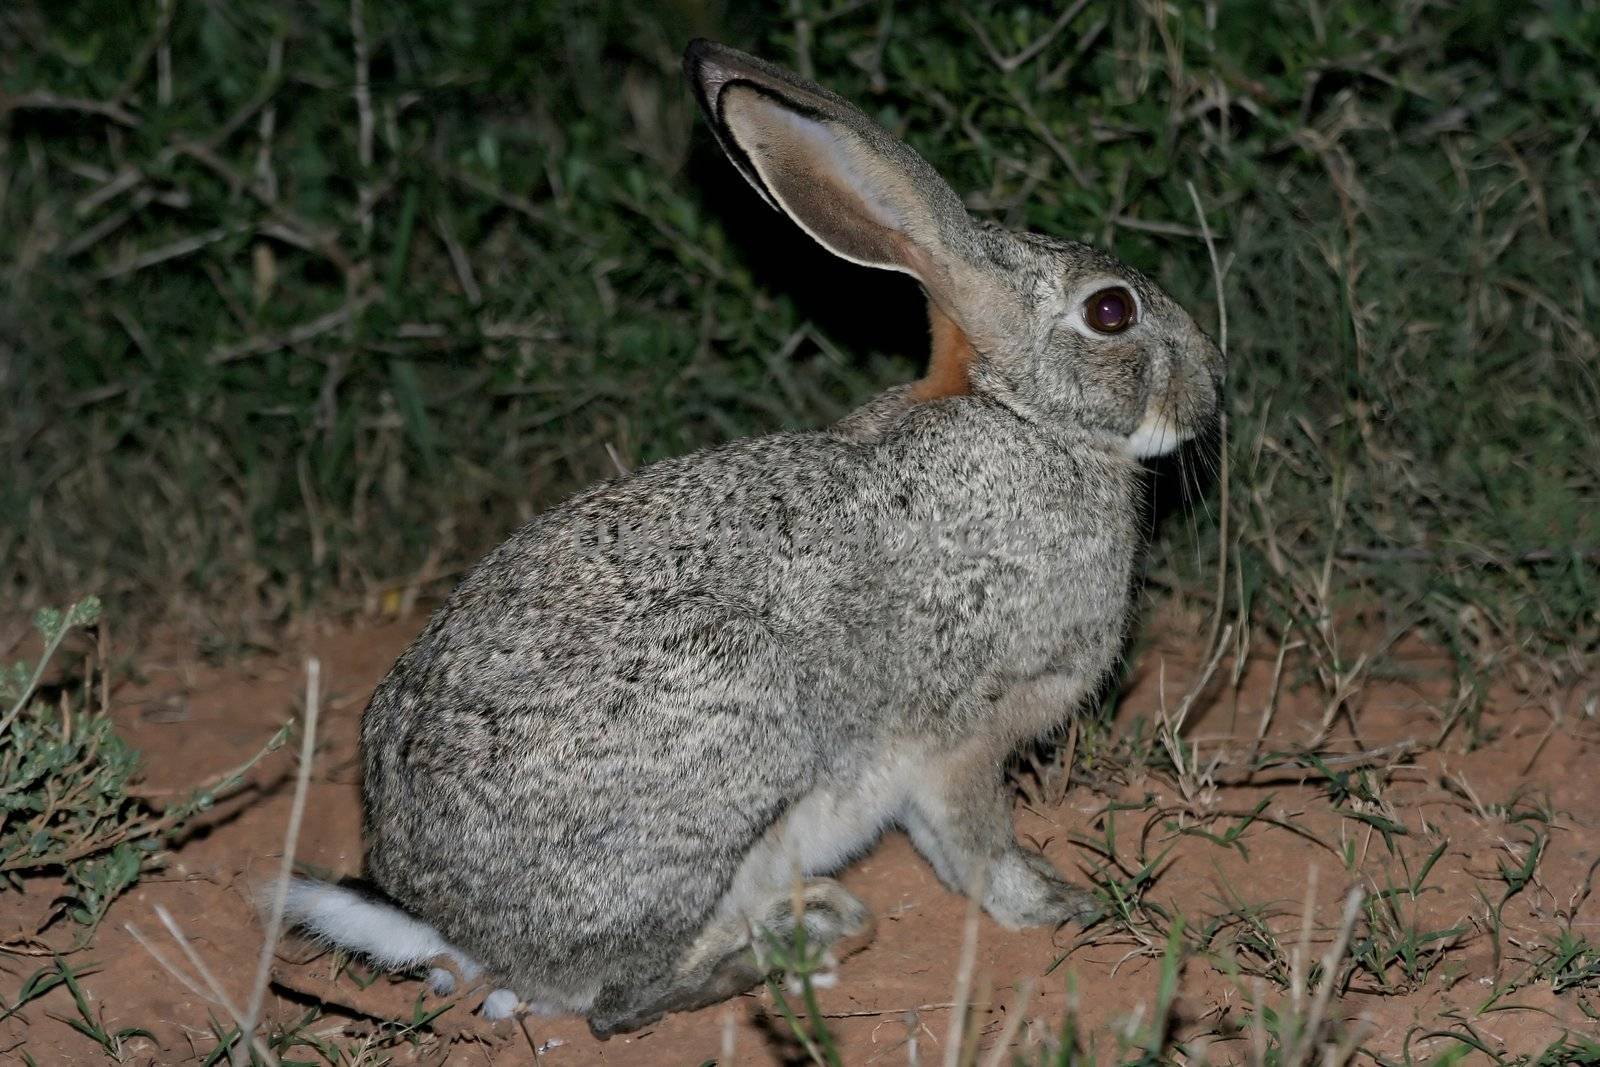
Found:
685,40 -> 1223,458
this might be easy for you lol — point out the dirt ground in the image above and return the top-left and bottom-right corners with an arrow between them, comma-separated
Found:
5,612 -> 1598,1065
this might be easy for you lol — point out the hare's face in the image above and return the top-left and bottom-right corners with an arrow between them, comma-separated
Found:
970,230 -> 1225,458
684,39 -> 1224,458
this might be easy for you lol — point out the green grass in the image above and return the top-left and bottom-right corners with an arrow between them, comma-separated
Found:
4,0 -> 1596,670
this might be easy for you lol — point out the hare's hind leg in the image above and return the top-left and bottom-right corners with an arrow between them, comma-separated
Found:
587,878 -> 869,1038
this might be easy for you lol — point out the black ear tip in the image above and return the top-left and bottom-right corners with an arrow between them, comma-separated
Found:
682,39 -> 722,116
682,37 -> 723,78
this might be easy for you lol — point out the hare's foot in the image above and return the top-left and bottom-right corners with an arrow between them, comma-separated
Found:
742,876 -> 873,960
425,948 -> 484,996
903,735 -> 1102,930
477,988 -> 567,1021
991,848 -> 1102,928
480,988 -> 520,1020
587,878 -> 871,1039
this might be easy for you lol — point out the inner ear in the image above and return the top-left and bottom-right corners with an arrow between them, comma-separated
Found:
911,301 -> 974,402
717,84 -> 937,277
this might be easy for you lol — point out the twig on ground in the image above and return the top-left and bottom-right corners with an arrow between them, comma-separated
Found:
1210,739 -> 1416,786
821,1002 -> 957,1019
1248,635 -> 1302,764
1155,623 -> 1235,800
124,658 -> 321,1067
942,883 -> 982,1067
236,658 -> 322,1066
1286,887 -> 1365,1066
977,980 -> 1033,1067
136,904 -> 278,1066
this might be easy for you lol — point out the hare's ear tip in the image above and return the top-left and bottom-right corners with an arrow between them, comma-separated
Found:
682,39 -> 730,102
683,37 -> 731,77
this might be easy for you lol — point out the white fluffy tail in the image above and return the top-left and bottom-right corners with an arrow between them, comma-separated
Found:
279,877 -> 479,984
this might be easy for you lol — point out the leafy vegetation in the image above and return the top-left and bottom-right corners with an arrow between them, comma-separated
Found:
0,599 -> 283,937
4,0 -> 1594,673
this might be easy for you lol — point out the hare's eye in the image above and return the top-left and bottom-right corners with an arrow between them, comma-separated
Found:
1084,287 -> 1134,334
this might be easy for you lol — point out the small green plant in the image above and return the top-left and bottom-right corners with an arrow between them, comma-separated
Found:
0,598 -> 285,936
1,957 -> 85,1025
1492,831 -> 1548,906
1195,888 -> 1296,989
1348,867 -> 1468,994
1536,932 -> 1600,995
44,958 -> 155,1062
1393,1023 -> 1600,1067
199,999 -> 454,1067
2,959 -> 155,1061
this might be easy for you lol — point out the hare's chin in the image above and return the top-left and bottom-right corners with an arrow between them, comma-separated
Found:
1124,412 -> 1186,459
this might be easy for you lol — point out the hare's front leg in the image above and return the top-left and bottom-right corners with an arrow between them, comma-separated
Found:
902,733 -> 1100,929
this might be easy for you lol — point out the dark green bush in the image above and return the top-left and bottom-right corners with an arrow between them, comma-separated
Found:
3,1 -> 1594,667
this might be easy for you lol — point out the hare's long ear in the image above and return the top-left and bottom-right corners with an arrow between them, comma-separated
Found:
684,39 -> 987,312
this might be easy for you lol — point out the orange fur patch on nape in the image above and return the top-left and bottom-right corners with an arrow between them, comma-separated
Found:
910,301 -> 974,401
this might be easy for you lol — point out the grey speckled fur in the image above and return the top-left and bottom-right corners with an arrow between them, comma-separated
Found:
293,39 -> 1224,1037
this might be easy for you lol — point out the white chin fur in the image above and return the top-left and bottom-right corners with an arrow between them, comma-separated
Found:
1124,413 -> 1186,458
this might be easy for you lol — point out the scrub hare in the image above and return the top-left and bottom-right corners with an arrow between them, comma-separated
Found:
283,39 -> 1224,1037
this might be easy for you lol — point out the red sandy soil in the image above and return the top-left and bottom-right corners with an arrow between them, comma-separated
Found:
4,612 -> 1597,1065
